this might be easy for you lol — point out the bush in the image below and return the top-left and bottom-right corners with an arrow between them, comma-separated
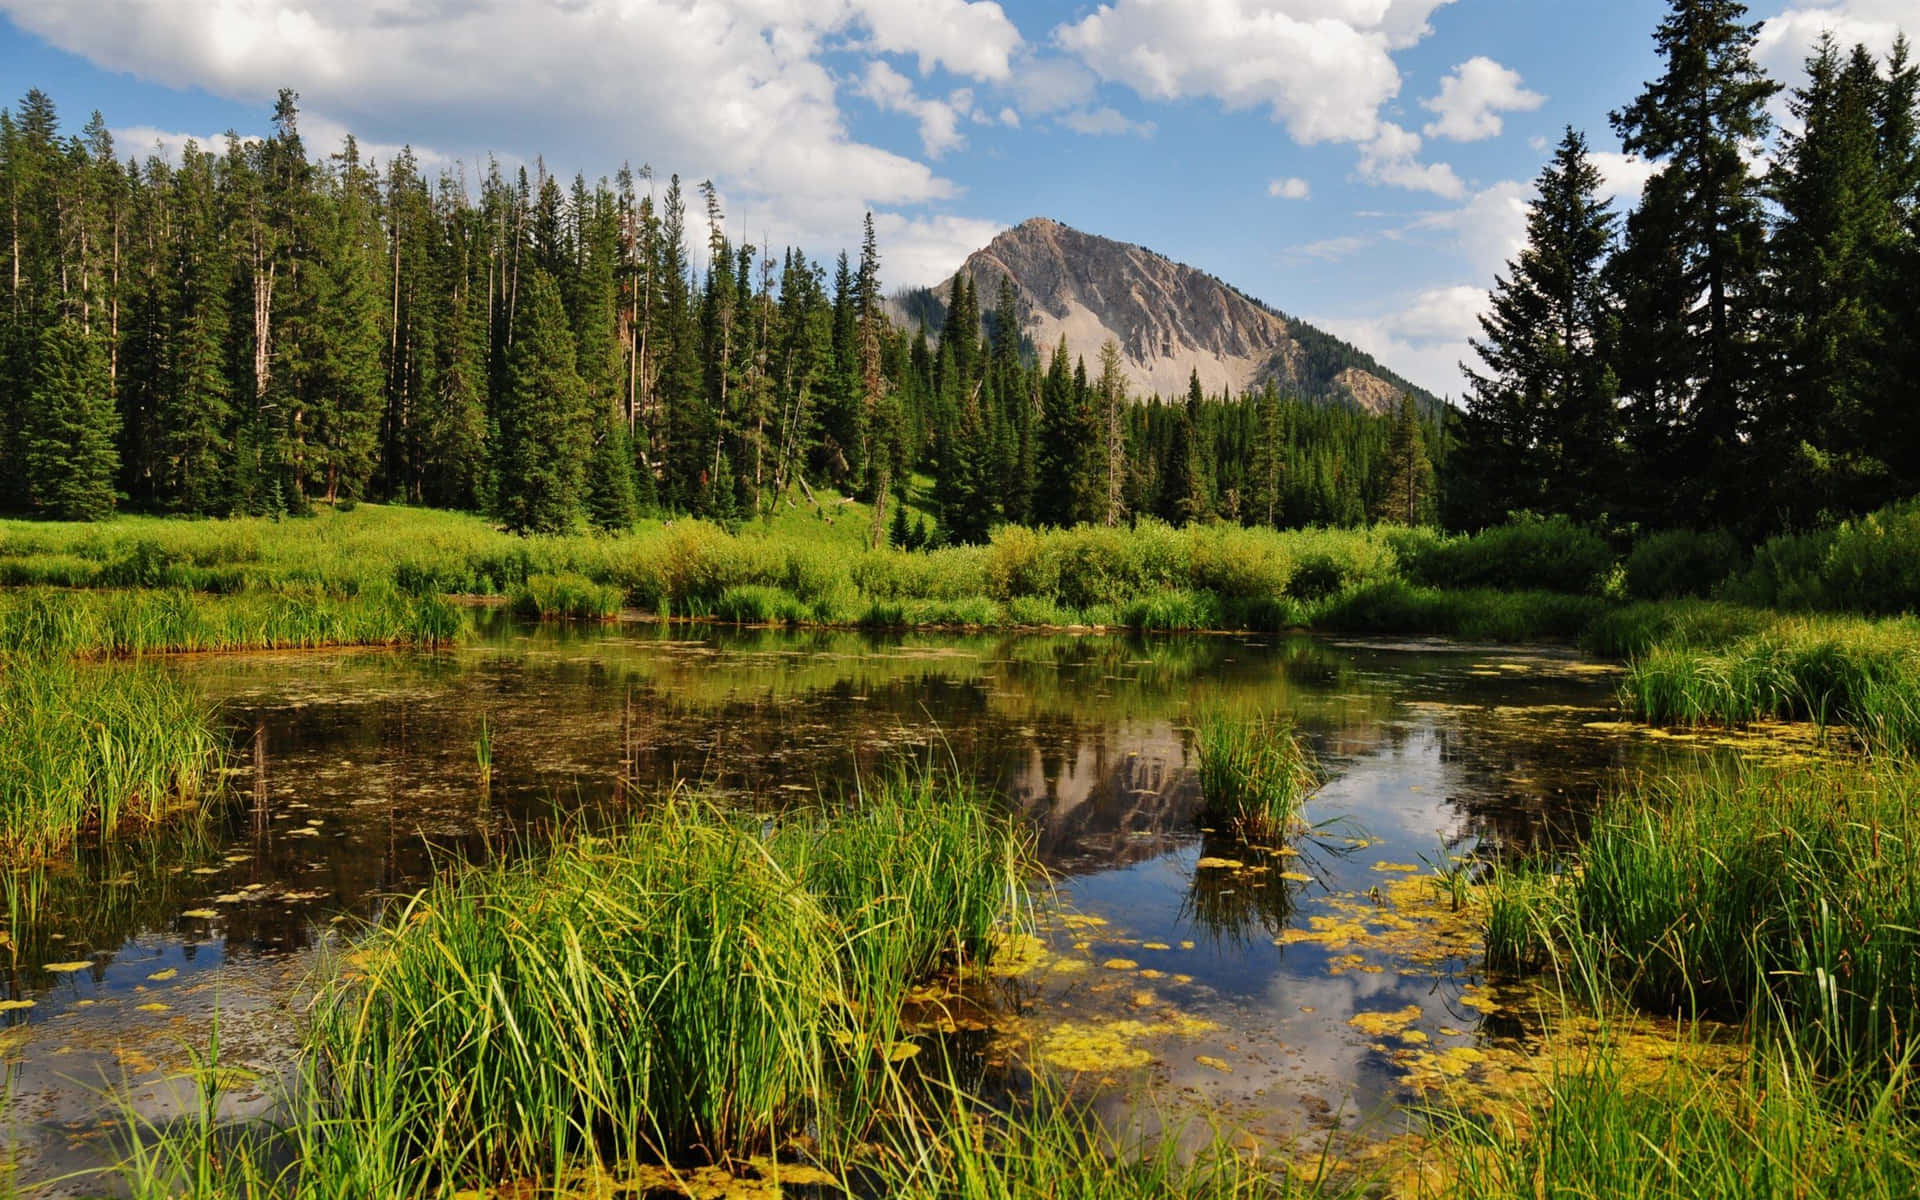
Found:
1624,529 -> 1743,601
1410,515 -> 1613,595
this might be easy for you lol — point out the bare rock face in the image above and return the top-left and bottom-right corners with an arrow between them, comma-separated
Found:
921,218 -> 1427,412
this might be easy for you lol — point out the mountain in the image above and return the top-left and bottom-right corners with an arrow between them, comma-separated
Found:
893,218 -> 1437,413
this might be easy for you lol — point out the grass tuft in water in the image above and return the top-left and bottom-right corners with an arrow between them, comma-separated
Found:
508,572 -> 624,621
1193,711 -> 1320,844
297,769 -> 1031,1185
0,658 -> 221,858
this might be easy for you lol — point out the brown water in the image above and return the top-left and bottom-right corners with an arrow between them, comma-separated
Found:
0,620 -> 1761,1193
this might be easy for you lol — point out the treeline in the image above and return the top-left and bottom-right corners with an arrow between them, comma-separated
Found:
0,88 -> 1419,537
1454,3 -> 1920,536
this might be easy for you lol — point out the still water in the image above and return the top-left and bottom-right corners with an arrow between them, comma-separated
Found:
1,619 -> 1761,1192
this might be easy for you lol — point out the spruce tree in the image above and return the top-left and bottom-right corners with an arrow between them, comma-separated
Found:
495,270 -> 589,533
1455,127 -> 1619,528
26,319 -> 119,519
1609,0 -> 1779,526
1373,395 -> 1434,525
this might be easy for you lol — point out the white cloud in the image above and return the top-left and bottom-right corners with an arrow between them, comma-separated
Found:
2,0 -> 1025,249
1588,151 -> 1655,205
1420,56 -> 1544,142
1284,233 -> 1373,260
859,60 -> 971,157
1059,106 -> 1155,136
1356,122 -> 1465,199
1268,176 -> 1311,200
1054,0 -> 1457,147
1012,55 -> 1100,115
1411,179 -> 1530,277
1757,1 -> 1910,83
867,212 -> 1005,288
1317,284 -> 1489,398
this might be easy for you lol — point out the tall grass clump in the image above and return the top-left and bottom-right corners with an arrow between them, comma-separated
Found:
508,572 -> 623,620
1434,1043 -> 1920,1200
0,659 -> 220,857
1488,759 -> 1920,1084
302,771 -> 1030,1185
1315,582 -> 1606,643
1620,615 -> 1920,752
1193,711 -> 1319,843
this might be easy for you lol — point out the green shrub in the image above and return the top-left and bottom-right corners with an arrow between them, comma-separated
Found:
1410,515 -> 1613,595
1625,529 -> 1743,600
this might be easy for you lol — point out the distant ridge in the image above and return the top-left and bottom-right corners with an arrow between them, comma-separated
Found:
893,218 -> 1436,413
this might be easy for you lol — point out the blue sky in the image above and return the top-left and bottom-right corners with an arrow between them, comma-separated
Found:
0,0 -> 1909,397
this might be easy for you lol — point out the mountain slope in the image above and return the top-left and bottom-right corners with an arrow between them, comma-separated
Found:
895,218 -> 1436,413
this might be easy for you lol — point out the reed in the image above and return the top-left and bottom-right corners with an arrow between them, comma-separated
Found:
507,572 -> 624,620
1485,759 -> 1920,1085
0,658 -> 221,858
300,770 -> 1031,1184
1193,711 -> 1320,844
0,587 -> 463,658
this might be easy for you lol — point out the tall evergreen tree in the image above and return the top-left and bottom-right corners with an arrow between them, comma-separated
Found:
26,318 -> 119,519
1609,0 -> 1779,526
494,269 -> 589,533
1373,395 -> 1435,525
1454,128 -> 1619,528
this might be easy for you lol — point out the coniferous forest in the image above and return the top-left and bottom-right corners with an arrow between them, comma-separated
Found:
0,88 -> 1423,539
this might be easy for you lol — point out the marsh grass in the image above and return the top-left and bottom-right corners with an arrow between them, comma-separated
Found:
1431,1039 -> 1920,1200
0,587 -> 462,657
1193,712 -> 1320,844
508,572 -> 624,620
1619,615 -> 1920,752
1485,760 -> 1920,1085
293,770 -> 1030,1186
0,658 -> 220,858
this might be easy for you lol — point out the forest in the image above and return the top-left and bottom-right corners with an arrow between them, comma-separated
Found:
0,89 -> 1425,540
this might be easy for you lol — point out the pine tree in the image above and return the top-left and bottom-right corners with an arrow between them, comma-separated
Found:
1454,128 -> 1620,528
1373,395 -> 1434,525
1095,339 -> 1128,527
1247,383 -> 1285,527
26,318 -> 119,519
161,142 -> 234,513
1609,0 -> 1779,526
495,270 -> 589,533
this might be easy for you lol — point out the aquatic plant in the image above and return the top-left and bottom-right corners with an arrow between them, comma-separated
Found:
1486,759 -> 1920,1085
507,572 -> 623,620
1618,615 -> 1920,753
302,770 -> 1031,1181
1193,711 -> 1320,844
0,658 -> 221,858
0,586 -> 463,657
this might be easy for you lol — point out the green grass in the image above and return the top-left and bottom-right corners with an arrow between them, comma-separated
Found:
507,572 -> 624,620
0,658 -> 220,858
287,769 -> 1030,1187
1432,1042 -> 1920,1200
1618,614 -> 1920,752
1485,758 -> 1920,1085
0,586 -> 462,657
1193,712 -> 1320,843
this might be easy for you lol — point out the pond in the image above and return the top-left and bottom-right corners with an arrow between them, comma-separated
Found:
1,619 -> 1780,1193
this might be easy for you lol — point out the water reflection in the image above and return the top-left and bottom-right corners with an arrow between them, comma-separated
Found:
2,623 -> 1707,1191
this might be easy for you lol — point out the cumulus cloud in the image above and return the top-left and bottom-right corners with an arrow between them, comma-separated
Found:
1411,179 -> 1530,277
1317,284 -> 1489,399
1268,176 -> 1311,200
1,0 -> 1026,246
1420,56 -> 1544,142
859,60 -> 972,157
1588,151 -> 1656,205
1054,0 -> 1449,146
1356,123 -> 1465,199
867,211 -> 1006,288
1757,0 -> 1911,83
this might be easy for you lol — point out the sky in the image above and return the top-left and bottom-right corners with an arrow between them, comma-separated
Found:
0,0 -> 1912,400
